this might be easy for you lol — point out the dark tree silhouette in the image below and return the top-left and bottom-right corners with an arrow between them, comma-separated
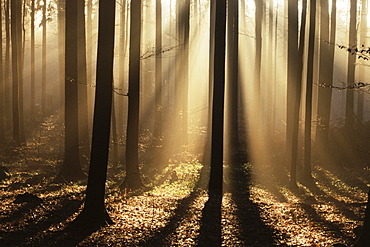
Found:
0,0 -> 4,139
303,0 -> 316,179
41,0 -> 46,114
75,0 -> 116,226
287,0 -> 300,187
345,0 -> 357,131
31,0 -> 36,115
226,0 -> 239,163
57,0 -> 65,113
120,0 -> 144,190
315,0 -> 336,153
10,0 -> 24,144
58,0 -> 85,181
208,0 -> 226,197
77,0 -> 90,168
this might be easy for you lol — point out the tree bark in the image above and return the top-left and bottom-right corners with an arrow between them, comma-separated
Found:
59,0 -> 85,181
11,0 -> 23,144
41,0 -> 46,114
208,0 -> 227,197
120,0 -> 144,190
287,0 -> 300,187
76,0 -> 116,226
30,0 -> 36,116
77,0 -> 90,168
345,0 -> 357,131
304,0 -> 316,179
226,0 -> 239,163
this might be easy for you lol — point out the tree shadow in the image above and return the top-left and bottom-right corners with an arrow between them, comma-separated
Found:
197,195 -> 222,246
228,163 -> 276,246
0,196 -> 88,246
136,163 -> 209,246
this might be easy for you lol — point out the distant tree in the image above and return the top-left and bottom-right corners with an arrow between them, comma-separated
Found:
287,0 -> 302,187
58,0 -> 85,181
345,0 -> 357,131
4,0 -> 11,130
226,0 -> 239,163
77,0 -> 90,168
57,0 -> 65,113
153,0 -> 163,164
303,0 -> 316,179
120,0 -> 144,190
208,0 -> 226,197
41,0 -> 46,114
75,0 -> 116,226
357,0 -> 368,123
11,0 -> 25,144
0,0 -> 4,139
254,0 -> 263,94
30,0 -> 36,115
315,0 -> 336,153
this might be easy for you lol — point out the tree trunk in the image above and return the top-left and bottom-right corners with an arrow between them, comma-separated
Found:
315,0 -> 336,153
345,0 -> 357,131
75,0 -> 116,226
11,0 -> 22,144
153,0 -> 163,165
41,0 -> 46,115
304,0 -> 316,179
208,0 -> 227,197
357,0 -> 367,123
58,0 -> 65,114
287,0 -> 300,187
59,0 -> 85,181
120,0 -> 144,190
31,0 -> 36,116
226,0 -> 239,164
4,0 -> 11,130
0,1 -> 4,139
77,0 -> 90,168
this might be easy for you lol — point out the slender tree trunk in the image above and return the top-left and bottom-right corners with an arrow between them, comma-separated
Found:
287,0 -> 300,186
120,0 -> 144,190
208,0 -> 227,197
31,0 -> 36,116
153,0 -> 163,163
11,0 -> 22,144
58,0 -> 65,114
77,0 -> 90,168
118,0 -> 128,140
358,0 -> 367,123
345,0 -> 357,131
203,0 -> 216,167
226,0 -> 239,163
4,0 -> 11,131
59,0 -> 85,181
304,0 -> 316,179
182,0 -> 190,146
315,0 -> 336,153
41,0 -> 46,114
254,0 -> 263,95
76,0 -> 116,226
18,0 -> 25,142
0,1 -> 4,139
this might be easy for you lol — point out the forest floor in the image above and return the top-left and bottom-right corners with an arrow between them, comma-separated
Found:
0,114 -> 369,246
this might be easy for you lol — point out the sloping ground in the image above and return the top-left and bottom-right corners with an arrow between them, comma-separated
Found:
0,115 -> 368,246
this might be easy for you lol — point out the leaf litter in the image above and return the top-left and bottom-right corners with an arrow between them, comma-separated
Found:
0,115 -> 369,246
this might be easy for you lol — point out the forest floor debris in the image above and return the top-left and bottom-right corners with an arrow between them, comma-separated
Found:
0,115 -> 369,246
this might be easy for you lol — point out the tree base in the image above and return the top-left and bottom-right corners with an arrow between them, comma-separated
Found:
119,174 -> 145,191
74,205 -> 113,227
54,168 -> 87,183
